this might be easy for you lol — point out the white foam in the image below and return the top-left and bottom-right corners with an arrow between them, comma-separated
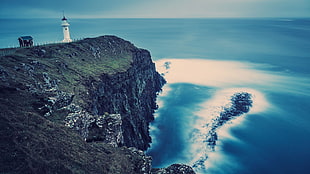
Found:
203,150 -> 243,174
156,59 -> 275,88
154,85 -> 172,113
148,124 -> 160,149
155,58 -> 310,96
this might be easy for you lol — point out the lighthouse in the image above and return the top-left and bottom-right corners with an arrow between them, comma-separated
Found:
61,15 -> 72,43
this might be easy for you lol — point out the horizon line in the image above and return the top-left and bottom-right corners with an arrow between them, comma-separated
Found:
1,16 -> 310,20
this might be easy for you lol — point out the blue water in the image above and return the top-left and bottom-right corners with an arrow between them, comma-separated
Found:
1,18 -> 310,173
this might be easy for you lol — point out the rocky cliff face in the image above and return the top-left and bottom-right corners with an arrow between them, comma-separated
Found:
1,35 -> 193,174
84,48 -> 165,150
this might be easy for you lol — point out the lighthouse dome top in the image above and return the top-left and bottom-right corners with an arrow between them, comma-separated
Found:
62,16 -> 67,21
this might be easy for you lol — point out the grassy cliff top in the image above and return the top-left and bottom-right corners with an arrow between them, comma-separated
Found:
1,35 -> 136,74
0,35 -> 139,97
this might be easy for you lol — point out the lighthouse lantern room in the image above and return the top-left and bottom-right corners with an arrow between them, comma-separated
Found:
61,15 -> 72,43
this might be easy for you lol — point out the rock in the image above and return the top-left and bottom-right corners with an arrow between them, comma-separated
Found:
206,92 -> 253,150
65,110 -> 124,147
152,164 -> 196,174
128,147 -> 152,174
0,65 -> 10,87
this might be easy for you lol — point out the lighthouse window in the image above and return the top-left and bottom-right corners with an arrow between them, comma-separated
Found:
65,28 -> 67,30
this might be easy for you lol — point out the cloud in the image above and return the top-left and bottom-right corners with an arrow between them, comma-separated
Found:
1,0 -> 309,18
99,0 -> 310,18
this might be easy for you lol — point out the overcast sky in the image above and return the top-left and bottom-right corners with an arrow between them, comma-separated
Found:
1,0 -> 309,18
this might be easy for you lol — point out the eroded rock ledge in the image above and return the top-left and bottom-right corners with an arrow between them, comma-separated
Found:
152,164 -> 196,174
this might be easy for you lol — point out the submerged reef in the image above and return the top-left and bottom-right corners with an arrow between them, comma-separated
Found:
207,92 -> 253,149
193,92 -> 253,171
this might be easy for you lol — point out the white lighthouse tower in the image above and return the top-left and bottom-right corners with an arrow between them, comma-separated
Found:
61,15 -> 72,43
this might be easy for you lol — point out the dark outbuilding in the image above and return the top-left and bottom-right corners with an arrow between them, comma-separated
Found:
18,36 -> 33,47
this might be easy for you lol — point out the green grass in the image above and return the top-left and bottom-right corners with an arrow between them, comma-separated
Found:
0,35 -> 137,118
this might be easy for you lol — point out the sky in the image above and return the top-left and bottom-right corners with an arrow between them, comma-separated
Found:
1,0 -> 309,18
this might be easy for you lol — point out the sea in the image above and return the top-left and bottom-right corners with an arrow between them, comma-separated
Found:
1,18 -> 310,174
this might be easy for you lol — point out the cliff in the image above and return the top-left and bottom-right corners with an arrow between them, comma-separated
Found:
0,35 -> 194,173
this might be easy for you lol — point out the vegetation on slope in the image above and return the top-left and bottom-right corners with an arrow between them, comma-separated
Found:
0,36 -> 152,174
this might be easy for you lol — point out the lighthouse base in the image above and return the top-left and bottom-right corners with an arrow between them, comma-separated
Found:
62,39 -> 72,43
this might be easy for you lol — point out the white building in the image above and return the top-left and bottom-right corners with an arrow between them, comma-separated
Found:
61,16 -> 72,43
